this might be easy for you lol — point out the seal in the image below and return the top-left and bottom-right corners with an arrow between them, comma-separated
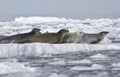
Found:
0,28 -> 41,43
19,29 -> 69,44
59,32 -> 85,43
80,31 -> 109,44
0,35 -> 8,40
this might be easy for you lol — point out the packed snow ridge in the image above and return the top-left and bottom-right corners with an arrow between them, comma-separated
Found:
0,43 -> 120,58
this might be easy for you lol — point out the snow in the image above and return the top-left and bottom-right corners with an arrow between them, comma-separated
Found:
68,59 -> 92,64
71,64 -> 105,71
112,67 -> 120,70
0,43 -> 120,58
111,63 -> 120,70
111,63 -> 120,68
15,17 -> 68,23
0,62 -> 35,75
50,73 -> 68,77
47,60 -> 66,65
89,54 -> 110,60
100,37 -> 112,43
76,72 -> 108,77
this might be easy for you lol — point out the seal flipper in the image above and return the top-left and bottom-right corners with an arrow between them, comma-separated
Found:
90,38 -> 101,44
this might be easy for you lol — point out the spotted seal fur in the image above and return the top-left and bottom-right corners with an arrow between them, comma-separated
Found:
59,32 -> 85,43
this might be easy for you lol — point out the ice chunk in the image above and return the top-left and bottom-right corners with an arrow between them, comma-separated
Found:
50,73 -> 68,77
47,60 -> 66,65
89,54 -> 110,60
100,37 -> 112,44
71,64 -> 105,71
68,59 -> 92,64
111,63 -> 120,67
0,62 -> 35,75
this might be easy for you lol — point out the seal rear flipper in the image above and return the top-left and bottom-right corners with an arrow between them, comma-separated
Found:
90,38 -> 101,44
90,41 -> 98,44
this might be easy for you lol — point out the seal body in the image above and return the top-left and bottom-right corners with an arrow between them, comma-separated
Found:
0,28 -> 41,43
60,32 -> 85,43
80,31 -> 109,44
0,35 -> 8,40
19,29 -> 69,44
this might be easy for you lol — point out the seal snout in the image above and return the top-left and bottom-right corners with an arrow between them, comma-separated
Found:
100,31 -> 109,34
58,29 -> 69,34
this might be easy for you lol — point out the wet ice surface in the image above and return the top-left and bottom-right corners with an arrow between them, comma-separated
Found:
0,49 -> 120,77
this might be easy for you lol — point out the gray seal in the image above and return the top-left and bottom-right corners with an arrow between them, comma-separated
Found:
19,29 -> 69,44
0,35 -> 8,40
80,31 -> 109,44
0,28 -> 41,43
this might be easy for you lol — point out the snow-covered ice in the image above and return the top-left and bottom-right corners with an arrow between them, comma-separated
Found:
0,62 -> 35,75
89,54 -> 110,60
68,59 -> 92,64
0,43 -> 120,58
49,73 -> 68,77
47,60 -> 66,65
111,63 -> 120,68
